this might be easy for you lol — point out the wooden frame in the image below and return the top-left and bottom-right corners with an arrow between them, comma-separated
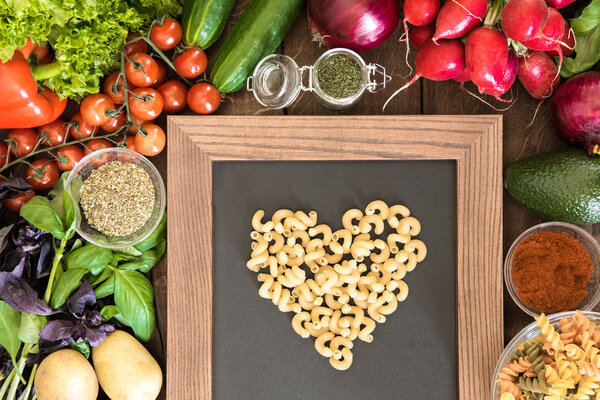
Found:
167,115 -> 503,400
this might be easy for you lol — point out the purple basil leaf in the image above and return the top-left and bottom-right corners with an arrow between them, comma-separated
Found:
83,326 -> 107,347
39,320 -> 77,341
0,178 -> 30,202
6,252 -> 26,278
0,225 -> 12,254
28,337 -> 74,365
34,238 -> 53,279
0,272 -> 57,315
67,280 -> 96,316
86,310 -> 103,326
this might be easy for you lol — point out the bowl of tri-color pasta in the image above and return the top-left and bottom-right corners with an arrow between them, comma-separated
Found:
491,310 -> 600,400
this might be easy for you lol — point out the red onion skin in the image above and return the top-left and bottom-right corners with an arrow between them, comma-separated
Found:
551,71 -> 600,155
308,0 -> 400,52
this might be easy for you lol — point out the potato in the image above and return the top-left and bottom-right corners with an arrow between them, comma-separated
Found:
92,330 -> 162,400
35,348 -> 98,400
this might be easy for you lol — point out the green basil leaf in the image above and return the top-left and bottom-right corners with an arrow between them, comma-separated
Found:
94,272 -> 115,299
63,188 -> 80,234
70,239 -> 83,252
570,0 -> 600,35
49,173 -> 68,221
71,340 -> 90,359
0,301 -> 22,365
89,265 -> 106,276
18,313 -> 47,344
113,269 -> 155,342
91,268 -> 112,287
63,243 -> 113,271
133,239 -> 166,273
19,196 -> 65,240
117,262 -> 148,271
133,213 -> 166,252
100,305 -> 131,327
114,246 -> 143,257
49,268 -> 87,309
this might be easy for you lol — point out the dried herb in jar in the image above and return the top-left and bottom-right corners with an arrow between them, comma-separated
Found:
79,161 -> 155,237
317,54 -> 362,99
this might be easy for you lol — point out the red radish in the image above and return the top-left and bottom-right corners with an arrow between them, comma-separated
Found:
466,27 -> 512,99
522,8 -> 565,51
501,0 -> 549,42
308,0 -> 401,52
384,39 -> 465,109
485,51 -> 519,100
403,0 -> 440,26
551,71 -> 600,155
409,22 -> 436,49
545,0 -> 577,9
453,67 -> 470,83
547,23 -> 575,57
432,0 -> 489,41
518,51 -> 559,99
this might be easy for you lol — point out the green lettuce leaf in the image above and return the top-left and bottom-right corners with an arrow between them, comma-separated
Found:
561,0 -> 600,78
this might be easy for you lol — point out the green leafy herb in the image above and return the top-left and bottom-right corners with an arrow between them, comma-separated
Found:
0,301 -> 22,367
100,305 -> 131,327
63,244 -> 113,271
133,239 -> 166,273
71,340 -> 90,359
94,273 -> 115,299
112,268 -> 155,341
19,196 -> 65,240
49,268 -> 87,309
562,0 -> 600,78
18,313 -> 46,345
134,212 -> 166,252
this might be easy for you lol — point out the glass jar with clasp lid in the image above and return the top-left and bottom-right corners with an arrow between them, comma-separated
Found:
247,48 -> 391,111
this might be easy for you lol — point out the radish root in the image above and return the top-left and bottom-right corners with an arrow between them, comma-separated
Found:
462,83 -> 515,111
526,99 -> 545,128
383,74 -> 420,111
401,20 -> 414,76
451,0 -> 483,22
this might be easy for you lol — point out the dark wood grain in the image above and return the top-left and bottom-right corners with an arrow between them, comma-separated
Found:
167,115 -> 503,400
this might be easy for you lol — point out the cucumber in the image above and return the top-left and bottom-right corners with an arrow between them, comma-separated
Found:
182,0 -> 236,49
210,0 -> 306,93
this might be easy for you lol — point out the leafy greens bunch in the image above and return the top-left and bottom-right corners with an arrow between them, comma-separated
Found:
562,0 -> 600,77
0,0 -> 182,100
0,173 -> 165,399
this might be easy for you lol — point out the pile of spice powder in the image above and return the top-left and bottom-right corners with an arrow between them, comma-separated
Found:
512,231 -> 594,313
317,54 -> 362,99
79,161 -> 155,237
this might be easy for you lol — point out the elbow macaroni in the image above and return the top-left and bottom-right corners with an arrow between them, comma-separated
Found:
247,202 -> 427,370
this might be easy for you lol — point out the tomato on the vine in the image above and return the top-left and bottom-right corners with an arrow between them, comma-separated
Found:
3,189 -> 35,212
125,53 -> 159,88
8,128 -> 38,157
135,123 -> 165,156
149,18 -> 182,50
101,111 -> 127,133
69,112 -> 97,140
187,83 -> 221,115
80,94 -> 115,127
117,136 -> 138,162
158,80 -> 187,113
84,139 -> 114,167
56,144 -> 83,171
26,159 -> 59,190
151,61 -> 166,88
129,88 -> 163,120
174,47 -> 207,79
104,71 -> 132,105
38,118 -> 68,146
128,115 -> 154,134
124,33 -> 147,57
0,142 -> 8,168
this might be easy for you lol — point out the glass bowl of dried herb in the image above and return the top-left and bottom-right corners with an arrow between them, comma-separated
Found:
504,221 -> 600,317
65,148 -> 166,249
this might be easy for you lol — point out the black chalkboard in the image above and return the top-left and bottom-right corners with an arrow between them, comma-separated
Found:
213,160 -> 457,400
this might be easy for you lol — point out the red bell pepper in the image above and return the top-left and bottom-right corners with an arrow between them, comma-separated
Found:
0,47 -> 67,129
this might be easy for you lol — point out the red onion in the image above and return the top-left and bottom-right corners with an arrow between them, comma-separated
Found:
551,71 -> 600,155
308,0 -> 400,53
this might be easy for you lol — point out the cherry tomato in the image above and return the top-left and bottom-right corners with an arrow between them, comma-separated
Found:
149,18 -> 182,50
124,33 -> 147,57
3,189 -> 35,213
187,83 -> 221,115
26,158 -> 59,190
8,128 -> 38,157
84,139 -> 114,167
129,88 -> 163,120
117,136 -> 138,161
174,47 -> 207,79
125,53 -> 159,88
104,71 -> 133,105
69,112 -> 97,140
56,144 -> 83,171
38,118 -> 68,146
0,142 -> 8,168
80,94 -> 115,127
101,111 -> 127,133
151,61 -> 166,88
158,80 -> 187,113
128,115 -> 154,134
135,124 -> 165,156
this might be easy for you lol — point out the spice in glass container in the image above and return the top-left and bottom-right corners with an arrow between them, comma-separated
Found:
512,231 -> 594,313
316,54 -> 362,99
79,161 -> 155,237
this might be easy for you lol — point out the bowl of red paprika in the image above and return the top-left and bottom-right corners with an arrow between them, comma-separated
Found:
505,222 -> 600,317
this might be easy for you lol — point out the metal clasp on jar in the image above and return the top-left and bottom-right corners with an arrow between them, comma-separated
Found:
366,63 -> 391,93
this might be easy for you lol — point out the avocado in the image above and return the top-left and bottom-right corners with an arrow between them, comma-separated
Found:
505,148 -> 600,225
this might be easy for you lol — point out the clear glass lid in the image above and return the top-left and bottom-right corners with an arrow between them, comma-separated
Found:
247,54 -> 303,109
